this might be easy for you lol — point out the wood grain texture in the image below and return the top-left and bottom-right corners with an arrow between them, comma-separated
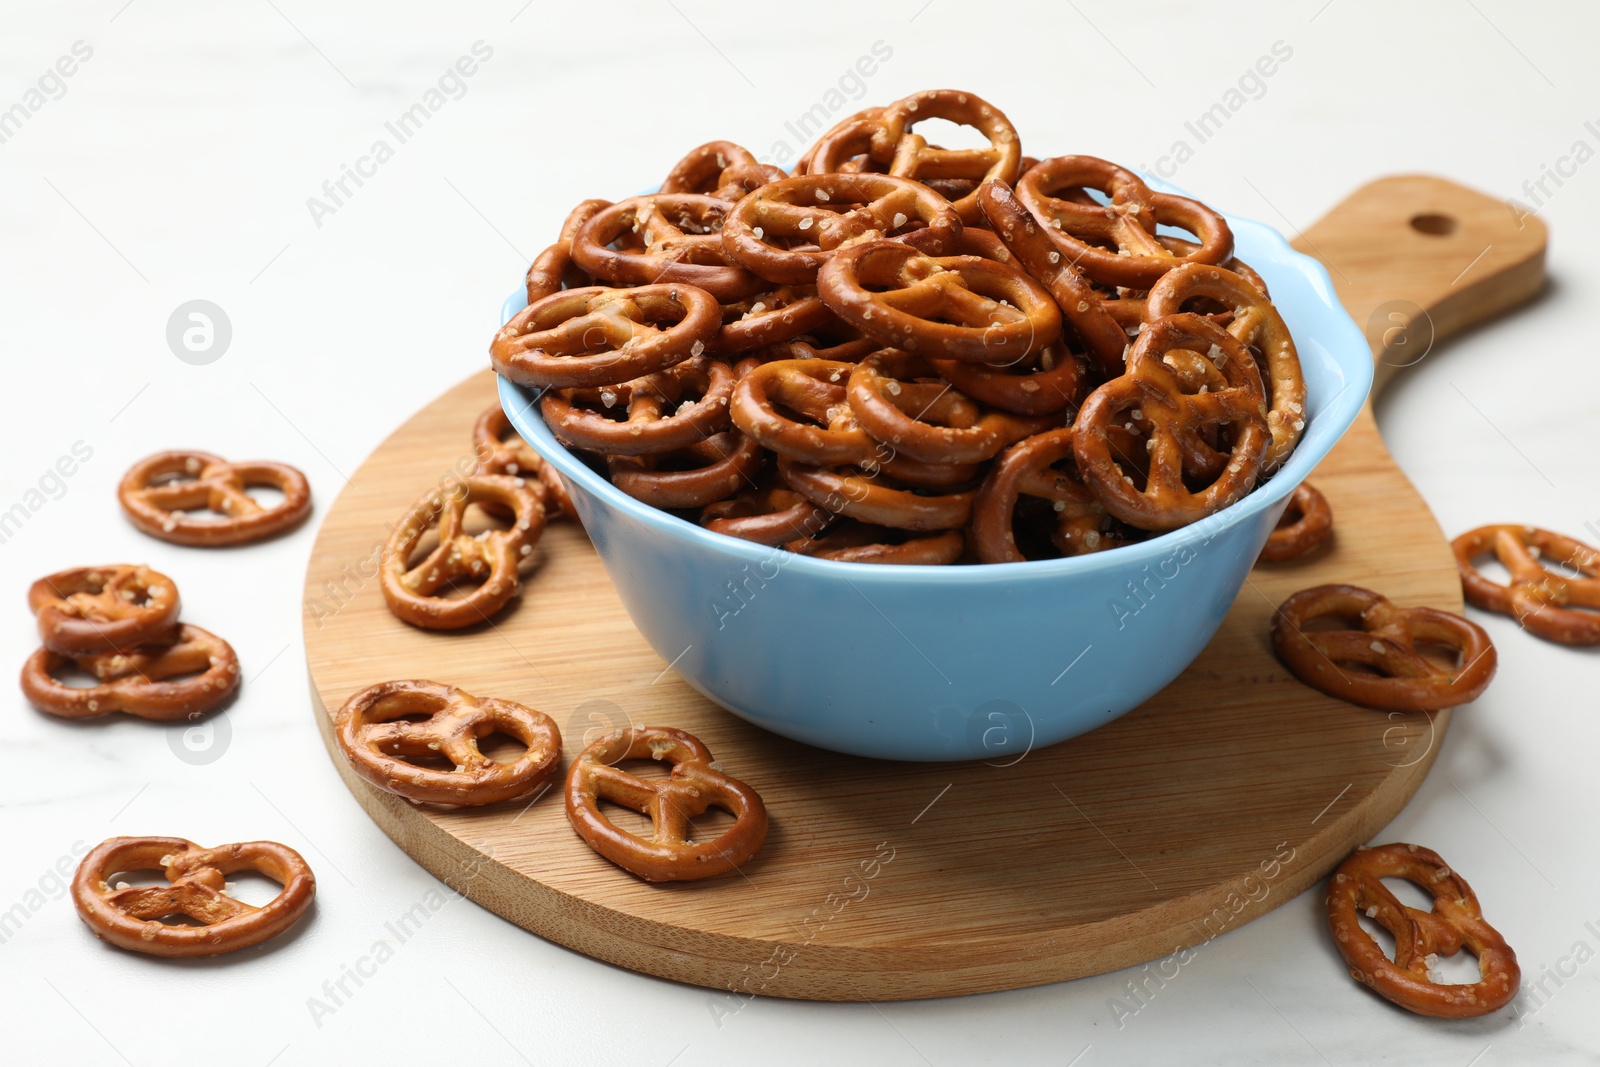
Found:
302,175 -> 1545,1001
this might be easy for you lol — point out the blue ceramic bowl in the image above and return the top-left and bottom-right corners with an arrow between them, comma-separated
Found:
498,201 -> 1372,761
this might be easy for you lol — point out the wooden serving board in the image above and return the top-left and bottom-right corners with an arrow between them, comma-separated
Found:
302,176 -> 1545,1001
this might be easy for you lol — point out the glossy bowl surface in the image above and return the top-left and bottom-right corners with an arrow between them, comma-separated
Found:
498,197 -> 1371,760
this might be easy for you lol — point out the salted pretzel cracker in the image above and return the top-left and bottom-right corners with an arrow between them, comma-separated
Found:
709,285 -> 835,355
722,172 -> 962,285
608,431 -> 763,509
929,342 -> 1086,418
119,451 -> 312,547
1271,584 -> 1497,712
491,284 -> 721,390
972,429 -> 1118,563
778,455 -> 975,531
28,564 -> 181,656
542,356 -> 735,456
571,194 -> 763,301
661,140 -> 785,201
1147,262 -> 1306,471
380,474 -> 545,630
336,679 -> 562,806
471,403 -> 573,520
566,725 -> 767,882
72,837 -> 315,957
818,239 -> 1061,362
863,89 -> 1023,224
701,480 -> 833,547
1016,155 -> 1234,289
1327,843 -> 1519,1018
730,358 -> 878,465
1074,314 -> 1269,531
977,178 -> 1129,380
846,349 -> 1052,463
1259,482 -> 1332,562
21,623 -> 240,721
785,522 -> 965,564
1452,525 -> 1600,645
526,198 -> 609,304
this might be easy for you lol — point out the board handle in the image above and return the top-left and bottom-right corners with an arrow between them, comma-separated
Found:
1290,175 -> 1547,394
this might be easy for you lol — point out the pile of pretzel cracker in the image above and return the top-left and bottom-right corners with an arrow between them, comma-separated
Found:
490,88 -> 1306,565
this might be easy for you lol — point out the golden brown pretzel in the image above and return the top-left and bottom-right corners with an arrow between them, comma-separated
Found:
661,140 -> 760,194
570,194 -> 764,300
1074,314 -> 1269,531
928,342 -> 1087,417
379,475 -> 545,630
28,564 -> 181,655
1259,482 -> 1333,562
976,178 -> 1130,380
800,107 -> 888,175
730,358 -> 879,465
118,450 -> 312,547
1016,155 -> 1234,289
777,455 -> 975,531
722,172 -> 962,285
701,480 -> 833,547
526,198 -> 609,304
20,623 -> 240,721
565,725 -> 767,882
491,284 -> 721,390
709,285 -> 836,355
1271,584 -> 1498,712
1327,843 -> 1519,1018
785,522 -> 966,564
865,89 -> 1024,224
72,837 -> 315,957
471,403 -> 574,520
818,240 -> 1061,362
972,429 -> 1118,563
1452,524 -> 1600,645
607,431 -> 763,509
1146,262 -> 1306,471
846,349 -> 1052,463
335,679 -> 562,806
541,356 -> 735,456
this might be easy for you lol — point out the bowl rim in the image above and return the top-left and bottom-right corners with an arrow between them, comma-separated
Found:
498,199 -> 1373,587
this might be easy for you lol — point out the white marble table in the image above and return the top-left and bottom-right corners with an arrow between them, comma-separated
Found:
3,1 -> 1598,1063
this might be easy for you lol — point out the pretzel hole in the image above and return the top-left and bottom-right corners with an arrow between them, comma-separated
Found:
106,868 -> 169,889
476,730 -> 530,765
685,806 -> 739,843
615,757 -> 672,780
226,869 -> 287,907
244,484 -> 287,511
598,799 -> 656,838
903,117 -> 991,153
51,663 -> 104,689
1355,909 -> 1398,960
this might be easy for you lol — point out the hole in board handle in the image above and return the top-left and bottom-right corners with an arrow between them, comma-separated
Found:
1409,213 -> 1457,237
